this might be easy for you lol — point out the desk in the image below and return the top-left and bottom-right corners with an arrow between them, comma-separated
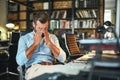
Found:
78,39 -> 120,80
75,53 -> 120,80
78,39 -> 120,53
0,40 -> 9,44
0,46 -> 8,50
79,38 -> 120,45
0,40 -> 9,50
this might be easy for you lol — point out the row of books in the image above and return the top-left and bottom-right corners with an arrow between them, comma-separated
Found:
33,2 -> 49,10
51,9 -> 97,19
50,20 -> 72,29
8,3 -> 18,11
8,13 -> 18,20
53,1 -> 72,9
74,20 -> 96,28
51,10 -> 71,19
50,19 -> 96,29
75,0 -> 99,8
75,9 -> 97,18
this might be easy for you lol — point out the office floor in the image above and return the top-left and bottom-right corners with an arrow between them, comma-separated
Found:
0,74 -> 19,80
0,64 -> 19,80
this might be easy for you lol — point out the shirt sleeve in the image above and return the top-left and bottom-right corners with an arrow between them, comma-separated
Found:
51,35 -> 66,63
16,36 -> 28,66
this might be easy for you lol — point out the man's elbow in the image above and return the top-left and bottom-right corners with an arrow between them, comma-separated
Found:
16,57 -> 25,66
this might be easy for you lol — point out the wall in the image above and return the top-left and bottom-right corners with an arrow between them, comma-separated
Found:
116,0 -> 120,37
105,0 -> 116,24
0,0 -> 7,40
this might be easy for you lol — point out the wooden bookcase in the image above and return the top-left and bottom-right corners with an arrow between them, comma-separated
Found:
73,0 -> 104,38
7,1 -> 27,31
49,0 -> 104,38
7,0 -> 104,38
26,0 -> 50,30
7,1 -> 19,28
50,0 -> 72,30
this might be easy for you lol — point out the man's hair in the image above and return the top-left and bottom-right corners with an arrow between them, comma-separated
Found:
33,12 -> 49,25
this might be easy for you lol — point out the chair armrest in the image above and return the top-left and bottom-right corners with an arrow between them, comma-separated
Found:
17,65 -> 25,80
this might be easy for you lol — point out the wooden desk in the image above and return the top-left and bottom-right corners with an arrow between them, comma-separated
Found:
76,53 -> 120,80
0,40 -> 9,43
79,38 -> 120,45
0,40 -> 9,50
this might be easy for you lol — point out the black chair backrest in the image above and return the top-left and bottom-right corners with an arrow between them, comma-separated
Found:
10,31 -> 20,45
8,31 -> 20,73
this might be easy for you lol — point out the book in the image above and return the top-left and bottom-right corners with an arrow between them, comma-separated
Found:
92,9 -> 97,18
43,2 -> 49,10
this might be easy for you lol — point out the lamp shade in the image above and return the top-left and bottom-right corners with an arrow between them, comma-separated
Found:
6,23 -> 15,28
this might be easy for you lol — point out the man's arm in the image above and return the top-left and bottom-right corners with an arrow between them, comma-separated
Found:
16,36 -> 28,66
26,32 -> 43,59
16,32 -> 43,65
45,34 -> 66,63
25,42 -> 38,59
46,38 -> 60,58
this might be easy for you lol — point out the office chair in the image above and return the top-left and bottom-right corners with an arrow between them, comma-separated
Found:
17,65 -> 26,80
0,49 -> 9,76
62,33 -> 85,62
17,30 -> 69,80
0,31 -> 20,79
17,30 -> 32,80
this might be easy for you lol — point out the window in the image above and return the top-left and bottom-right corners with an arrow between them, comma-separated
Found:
104,10 -> 112,22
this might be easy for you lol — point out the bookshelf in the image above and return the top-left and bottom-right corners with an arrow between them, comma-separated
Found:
49,0 -> 104,38
7,1 -> 27,31
7,1 -> 19,27
7,0 -> 104,38
26,0 -> 50,30
19,4 -> 27,30
50,0 -> 72,30
73,0 -> 104,38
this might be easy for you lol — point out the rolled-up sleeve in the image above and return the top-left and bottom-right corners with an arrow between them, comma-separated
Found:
16,36 -> 28,66
51,35 -> 66,63
56,48 -> 66,63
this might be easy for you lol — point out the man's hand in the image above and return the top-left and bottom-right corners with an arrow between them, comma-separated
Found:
43,27 -> 52,46
33,28 -> 43,46
43,27 -> 60,58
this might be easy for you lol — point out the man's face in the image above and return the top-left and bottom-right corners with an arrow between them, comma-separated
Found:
33,20 -> 48,33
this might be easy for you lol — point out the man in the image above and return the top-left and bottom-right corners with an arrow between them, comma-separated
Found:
16,12 -> 66,79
